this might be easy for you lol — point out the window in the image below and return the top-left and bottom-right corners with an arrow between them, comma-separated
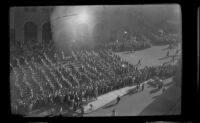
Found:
42,22 -> 52,44
24,22 -> 37,44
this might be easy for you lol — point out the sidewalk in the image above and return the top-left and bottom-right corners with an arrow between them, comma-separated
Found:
82,77 -> 173,114
83,85 -> 136,114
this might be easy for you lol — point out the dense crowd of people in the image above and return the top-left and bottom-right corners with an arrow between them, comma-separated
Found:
9,29 -> 180,116
10,43 -> 178,115
104,39 -> 151,52
101,31 -> 178,52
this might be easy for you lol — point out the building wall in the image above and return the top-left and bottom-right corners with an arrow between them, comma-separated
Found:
10,6 -> 143,47
10,7 -> 54,44
51,6 -> 142,48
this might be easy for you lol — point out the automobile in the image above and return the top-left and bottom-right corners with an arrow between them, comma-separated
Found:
147,77 -> 163,88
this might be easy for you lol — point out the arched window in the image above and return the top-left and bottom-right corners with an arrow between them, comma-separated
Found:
24,22 -> 37,44
42,22 -> 52,44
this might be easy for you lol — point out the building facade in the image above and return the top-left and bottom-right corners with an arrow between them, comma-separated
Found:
10,6 -> 157,49
9,7 -> 54,46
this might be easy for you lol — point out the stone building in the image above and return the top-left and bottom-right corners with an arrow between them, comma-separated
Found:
9,6 -> 54,46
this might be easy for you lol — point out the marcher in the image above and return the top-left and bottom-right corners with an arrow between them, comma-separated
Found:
166,50 -> 170,57
138,59 -> 141,65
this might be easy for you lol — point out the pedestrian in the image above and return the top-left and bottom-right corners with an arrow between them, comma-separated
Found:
116,96 -> 120,104
162,86 -> 166,93
141,83 -> 144,91
112,109 -> 116,116
80,105 -> 84,117
166,50 -> 169,57
138,59 -> 141,66
60,106 -> 63,113
90,104 -> 93,110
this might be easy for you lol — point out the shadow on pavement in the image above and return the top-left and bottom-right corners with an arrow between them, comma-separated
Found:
147,83 -> 158,88
149,88 -> 161,94
162,47 -> 169,51
124,87 -> 138,96
158,56 -> 169,60
102,102 -> 118,109
152,94 -> 161,99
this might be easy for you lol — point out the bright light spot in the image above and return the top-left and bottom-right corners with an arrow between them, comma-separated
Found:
124,31 -> 127,34
77,12 -> 89,24
122,64 -> 125,67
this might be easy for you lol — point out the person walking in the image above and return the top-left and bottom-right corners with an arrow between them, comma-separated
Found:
162,86 -> 166,93
112,109 -> 116,116
166,50 -> 170,57
141,83 -> 145,91
90,104 -> 93,110
116,96 -> 120,104
138,59 -> 141,66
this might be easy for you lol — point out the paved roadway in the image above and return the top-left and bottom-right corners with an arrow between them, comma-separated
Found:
84,78 -> 175,116
116,43 -> 181,69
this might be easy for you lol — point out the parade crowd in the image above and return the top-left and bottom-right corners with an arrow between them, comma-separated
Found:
10,44 -> 178,115
10,29 -> 180,116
